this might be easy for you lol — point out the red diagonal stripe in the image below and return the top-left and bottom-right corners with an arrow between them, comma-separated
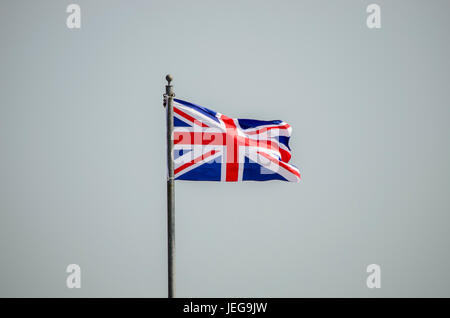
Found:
174,149 -> 218,175
174,107 -> 209,128
245,124 -> 291,135
257,151 -> 300,178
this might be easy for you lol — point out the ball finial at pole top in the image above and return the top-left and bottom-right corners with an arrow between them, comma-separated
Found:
166,74 -> 173,85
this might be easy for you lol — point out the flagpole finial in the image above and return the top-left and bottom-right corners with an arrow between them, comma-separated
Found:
165,75 -> 174,97
166,74 -> 173,85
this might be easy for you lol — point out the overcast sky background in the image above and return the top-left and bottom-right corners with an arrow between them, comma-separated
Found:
1,0 -> 450,297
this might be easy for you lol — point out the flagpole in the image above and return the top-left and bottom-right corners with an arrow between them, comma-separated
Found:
164,74 -> 175,298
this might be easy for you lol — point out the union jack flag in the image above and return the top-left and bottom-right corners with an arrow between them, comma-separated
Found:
172,98 -> 300,182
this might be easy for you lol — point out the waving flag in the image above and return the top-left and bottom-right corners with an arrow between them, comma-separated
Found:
172,98 -> 300,182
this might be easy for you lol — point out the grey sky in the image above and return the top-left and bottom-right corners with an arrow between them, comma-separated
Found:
0,0 -> 449,297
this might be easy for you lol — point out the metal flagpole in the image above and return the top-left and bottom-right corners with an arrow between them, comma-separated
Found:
164,74 -> 175,298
